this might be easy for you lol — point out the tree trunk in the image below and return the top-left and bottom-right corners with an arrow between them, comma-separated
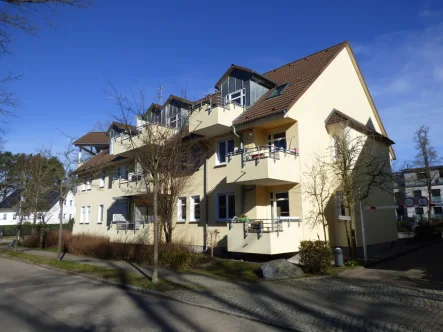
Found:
152,171 -> 159,284
428,183 -> 432,223
57,197 -> 64,260
344,221 -> 353,259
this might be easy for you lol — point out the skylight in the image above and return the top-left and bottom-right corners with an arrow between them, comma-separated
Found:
267,83 -> 289,99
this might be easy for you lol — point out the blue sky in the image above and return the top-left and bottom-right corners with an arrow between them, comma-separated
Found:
2,0 -> 443,165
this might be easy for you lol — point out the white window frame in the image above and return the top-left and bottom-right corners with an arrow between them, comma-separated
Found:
64,200 -> 67,206
100,171 -> 105,188
167,114 -> 179,129
268,132 -> 287,151
190,195 -> 200,222
216,192 -> 235,221
269,191 -> 290,219
177,197 -> 186,222
86,206 -> 91,224
225,88 -> 246,106
81,206 -> 85,223
98,204 -> 104,223
216,138 -> 235,166
86,177 -> 91,190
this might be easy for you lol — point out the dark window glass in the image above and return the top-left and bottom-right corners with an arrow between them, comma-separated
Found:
181,201 -> 186,220
218,195 -> 227,219
413,190 -> 422,197
276,192 -> 289,200
396,208 -> 405,216
434,207 -> 443,214
415,207 -> 424,214
227,139 -> 235,154
268,84 -> 288,98
432,189 -> 440,197
218,141 -> 226,163
194,197 -> 200,220
228,194 -> 236,219
277,200 -> 290,216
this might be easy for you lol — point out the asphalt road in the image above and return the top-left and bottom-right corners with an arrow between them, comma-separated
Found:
0,258 -> 282,332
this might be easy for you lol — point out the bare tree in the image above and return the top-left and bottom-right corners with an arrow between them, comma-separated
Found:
52,139 -> 77,259
303,155 -> 333,241
110,85 -> 200,283
327,127 -> 392,259
408,125 -> 441,222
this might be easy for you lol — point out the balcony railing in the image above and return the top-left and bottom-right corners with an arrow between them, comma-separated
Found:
228,216 -> 301,239
226,145 -> 299,185
110,215 -> 153,233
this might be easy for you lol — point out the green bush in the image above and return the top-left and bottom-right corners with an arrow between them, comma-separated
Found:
414,223 -> 441,241
0,222 -> 72,237
298,240 -> 333,274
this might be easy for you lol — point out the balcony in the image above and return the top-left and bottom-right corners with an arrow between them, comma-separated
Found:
226,146 -> 299,186
188,95 -> 245,137
227,217 -> 302,255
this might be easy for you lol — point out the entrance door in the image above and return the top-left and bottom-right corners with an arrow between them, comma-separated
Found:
268,192 -> 289,220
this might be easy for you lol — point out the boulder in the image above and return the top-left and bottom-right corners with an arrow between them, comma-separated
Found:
287,253 -> 301,265
260,259 -> 304,280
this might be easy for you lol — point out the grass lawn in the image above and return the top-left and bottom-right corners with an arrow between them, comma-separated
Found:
0,250 -> 182,292
184,258 -> 261,283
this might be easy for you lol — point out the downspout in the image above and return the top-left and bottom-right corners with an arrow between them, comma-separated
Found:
203,155 -> 209,252
232,125 -> 245,215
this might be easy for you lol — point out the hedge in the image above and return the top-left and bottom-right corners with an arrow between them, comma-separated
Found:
0,221 -> 73,237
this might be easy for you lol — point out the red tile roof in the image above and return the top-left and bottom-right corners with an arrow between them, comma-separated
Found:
325,110 -> 394,145
73,149 -> 127,174
73,132 -> 109,146
234,41 -> 349,125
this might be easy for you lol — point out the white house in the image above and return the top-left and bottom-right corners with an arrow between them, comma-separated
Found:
0,189 -> 76,226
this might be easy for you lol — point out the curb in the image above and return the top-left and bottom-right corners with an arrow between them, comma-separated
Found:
0,253 -> 296,331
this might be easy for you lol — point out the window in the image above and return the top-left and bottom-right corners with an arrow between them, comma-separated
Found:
417,173 -> 427,180
268,132 -> 287,151
413,190 -> 422,197
13,213 -> 16,220
269,192 -> 290,218
267,83 -> 288,99
100,171 -> 105,187
124,166 -> 129,180
98,205 -> 104,223
225,88 -> 246,106
70,200 -> 73,207
192,145 -> 201,168
394,192 -> 402,204
82,179 -> 86,191
63,213 -> 66,220
216,139 -> 235,165
3,214 -> 6,220
434,207 -> 443,215
167,114 -> 179,129
86,206 -> 91,224
86,177 -> 91,190
415,207 -> 424,215
64,200 -> 67,206
217,193 -> 235,220
177,197 -> 186,222
190,195 -> 200,221
432,189 -> 440,197
117,167 -> 121,179
81,206 -> 85,223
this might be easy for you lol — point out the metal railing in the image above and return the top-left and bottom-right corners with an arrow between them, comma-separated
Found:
228,145 -> 298,168
228,216 -> 301,239
111,218 -> 153,233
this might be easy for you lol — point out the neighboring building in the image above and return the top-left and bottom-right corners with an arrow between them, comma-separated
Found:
73,41 -> 397,256
394,167 -> 443,221
0,189 -> 76,226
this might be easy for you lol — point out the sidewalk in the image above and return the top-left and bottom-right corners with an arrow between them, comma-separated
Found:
2,246 -> 443,331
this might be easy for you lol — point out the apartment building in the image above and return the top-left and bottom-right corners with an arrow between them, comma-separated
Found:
73,41 -> 398,256
0,189 -> 76,225
394,167 -> 443,221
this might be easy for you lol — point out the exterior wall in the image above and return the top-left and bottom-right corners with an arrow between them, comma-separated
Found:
0,209 -> 18,225
286,47 -> 397,248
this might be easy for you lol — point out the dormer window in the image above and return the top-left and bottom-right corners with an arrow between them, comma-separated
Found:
167,114 -> 179,129
267,83 -> 289,99
225,88 -> 245,106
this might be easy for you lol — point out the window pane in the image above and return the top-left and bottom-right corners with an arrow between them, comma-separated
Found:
227,139 -> 234,154
432,189 -> 440,196
195,201 -> 200,220
434,207 -> 443,214
276,192 -> 289,200
228,194 -> 235,219
413,190 -> 421,197
277,200 -> 289,216
218,195 -> 227,219
218,141 -> 226,163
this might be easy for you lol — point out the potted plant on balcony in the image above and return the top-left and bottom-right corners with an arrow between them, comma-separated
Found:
237,214 -> 249,223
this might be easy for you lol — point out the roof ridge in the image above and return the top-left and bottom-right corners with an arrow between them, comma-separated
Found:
262,41 -> 348,75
